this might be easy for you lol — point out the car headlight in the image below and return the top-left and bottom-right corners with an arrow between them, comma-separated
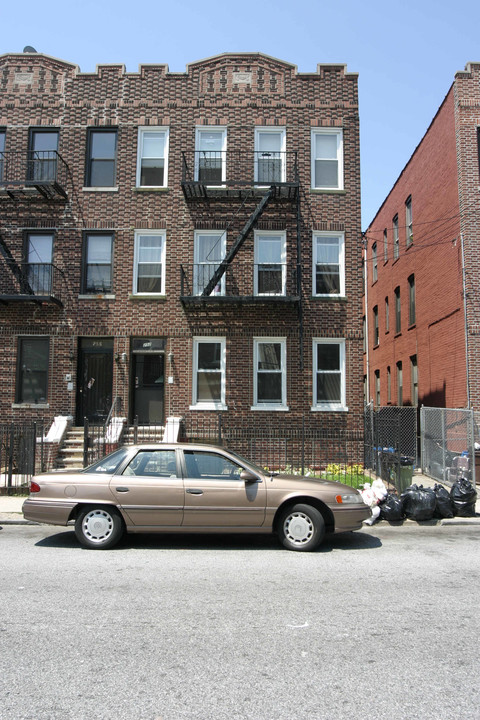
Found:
335,493 -> 364,504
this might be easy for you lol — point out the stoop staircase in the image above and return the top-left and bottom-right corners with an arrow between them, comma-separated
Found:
55,426 -> 84,470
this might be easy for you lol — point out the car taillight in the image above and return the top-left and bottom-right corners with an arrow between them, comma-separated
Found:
30,481 -> 41,493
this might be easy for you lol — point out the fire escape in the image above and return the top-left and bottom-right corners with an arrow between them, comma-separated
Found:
0,151 -> 69,306
180,149 -> 301,305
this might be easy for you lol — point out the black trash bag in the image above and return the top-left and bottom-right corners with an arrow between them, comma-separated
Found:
433,484 -> 454,519
400,484 -> 436,521
450,478 -> 477,517
379,493 -> 405,521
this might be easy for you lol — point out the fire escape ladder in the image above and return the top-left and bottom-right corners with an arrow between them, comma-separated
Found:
0,234 -> 34,295
201,187 -> 275,297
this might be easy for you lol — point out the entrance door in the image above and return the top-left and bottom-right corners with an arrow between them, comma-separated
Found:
132,353 -> 164,423
76,338 -> 113,424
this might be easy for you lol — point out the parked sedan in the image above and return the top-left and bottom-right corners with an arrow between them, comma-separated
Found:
23,443 -> 370,551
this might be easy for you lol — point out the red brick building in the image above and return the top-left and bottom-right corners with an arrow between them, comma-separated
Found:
364,62 -> 480,411
0,50 -> 362,453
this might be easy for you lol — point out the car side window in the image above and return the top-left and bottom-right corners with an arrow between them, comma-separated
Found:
184,451 -> 243,479
122,450 -> 177,478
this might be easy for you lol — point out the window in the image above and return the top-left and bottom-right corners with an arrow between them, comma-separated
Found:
82,233 -> 113,293
255,231 -> 286,296
312,339 -> 346,411
136,128 -> 169,187
405,196 -> 413,245
374,370 -> 380,406
122,449 -> 177,478
133,231 -> 165,295
192,338 -> 226,409
253,338 -> 287,409
194,231 -> 226,296
25,232 -> 53,295
195,128 -> 226,185
393,215 -> 399,260
372,242 -> 377,283
385,296 -> 390,333
184,451 -> 243,480
396,361 -> 403,406
311,129 -> 343,190
86,129 -> 117,187
373,306 -> 379,346
313,232 -> 345,296
408,274 -> 416,325
383,228 -> 388,263
387,366 -> 391,404
411,355 -> 418,406
0,129 -> 5,181
16,337 -> 49,404
395,286 -> 401,333
28,129 -> 58,182
254,128 -> 286,183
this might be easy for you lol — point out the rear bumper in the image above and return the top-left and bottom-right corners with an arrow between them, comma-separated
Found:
22,498 -> 76,526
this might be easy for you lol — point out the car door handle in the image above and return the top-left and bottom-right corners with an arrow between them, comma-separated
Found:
115,487 -> 130,493
186,488 -> 203,495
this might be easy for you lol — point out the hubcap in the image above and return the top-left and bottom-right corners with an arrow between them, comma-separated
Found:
83,509 -> 114,544
284,512 -> 314,545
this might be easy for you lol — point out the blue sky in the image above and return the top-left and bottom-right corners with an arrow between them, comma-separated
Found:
2,0 -> 479,227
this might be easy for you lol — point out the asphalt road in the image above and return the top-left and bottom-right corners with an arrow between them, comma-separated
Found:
1,523 -> 479,720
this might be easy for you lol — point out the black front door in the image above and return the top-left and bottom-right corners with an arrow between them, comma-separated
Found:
132,353 -> 165,424
76,338 -> 113,424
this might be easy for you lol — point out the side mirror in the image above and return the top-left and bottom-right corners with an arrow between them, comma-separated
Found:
240,470 -> 261,484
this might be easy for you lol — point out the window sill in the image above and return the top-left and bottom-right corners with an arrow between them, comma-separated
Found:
408,323 -> 416,330
311,405 -> 348,412
12,403 -> 49,409
311,295 -> 347,302
129,294 -> 166,301
189,404 -> 228,411
394,332 -> 402,338
250,405 -> 289,412
78,294 -> 116,300
82,187 -> 119,192
134,187 -> 170,193
310,188 -> 346,195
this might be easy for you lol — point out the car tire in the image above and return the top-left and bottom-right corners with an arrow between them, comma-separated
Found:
278,503 -> 325,552
75,506 -> 124,550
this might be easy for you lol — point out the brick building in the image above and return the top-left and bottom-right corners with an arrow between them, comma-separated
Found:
0,50 -> 362,456
363,62 -> 480,411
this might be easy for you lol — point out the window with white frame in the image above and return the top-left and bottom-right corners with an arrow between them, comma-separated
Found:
313,232 -> 345,296
192,338 -> 226,409
194,230 -> 226,296
254,128 -> 286,183
311,129 -> 343,190
133,231 -> 166,295
195,128 -> 226,185
253,338 -> 287,409
393,215 -> 399,259
405,196 -> 413,246
254,231 -> 286,296
312,339 -> 347,411
136,128 -> 169,187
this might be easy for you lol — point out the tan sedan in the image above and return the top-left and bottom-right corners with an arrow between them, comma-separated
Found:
23,443 -> 370,551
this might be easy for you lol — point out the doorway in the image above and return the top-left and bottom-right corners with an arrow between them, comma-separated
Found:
131,338 -> 165,424
76,338 -> 113,424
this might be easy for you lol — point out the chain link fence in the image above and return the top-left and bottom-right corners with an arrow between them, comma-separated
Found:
421,407 -> 476,487
364,404 -> 417,491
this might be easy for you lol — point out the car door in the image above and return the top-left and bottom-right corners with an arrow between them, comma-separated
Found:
182,449 -> 266,527
109,448 -> 183,527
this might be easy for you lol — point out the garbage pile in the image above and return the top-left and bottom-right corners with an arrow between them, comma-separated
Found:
361,478 -> 477,525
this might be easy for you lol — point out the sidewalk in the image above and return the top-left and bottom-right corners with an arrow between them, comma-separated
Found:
1,472 -> 479,526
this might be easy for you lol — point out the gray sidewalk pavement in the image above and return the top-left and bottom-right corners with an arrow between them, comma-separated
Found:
1,470 -> 479,527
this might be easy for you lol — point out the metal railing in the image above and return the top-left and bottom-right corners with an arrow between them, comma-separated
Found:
181,150 -> 299,188
0,261 -> 65,305
0,150 -> 69,198
0,422 -> 46,494
180,262 -> 298,301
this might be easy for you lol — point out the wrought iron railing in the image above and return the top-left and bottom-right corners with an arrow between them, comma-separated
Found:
180,262 -> 298,301
0,150 -> 69,198
0,261 -> 65,305
181,150 -> 299,189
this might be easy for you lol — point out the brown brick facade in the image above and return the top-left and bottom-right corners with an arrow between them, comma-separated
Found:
0,51 -> 362,438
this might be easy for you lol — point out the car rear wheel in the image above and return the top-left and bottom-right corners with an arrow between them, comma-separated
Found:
75,506 -> 124,550
278,503 -> 325,551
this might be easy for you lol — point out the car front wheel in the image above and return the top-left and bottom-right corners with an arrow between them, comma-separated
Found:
75,506 -> 124,549
278,503 -> 325,551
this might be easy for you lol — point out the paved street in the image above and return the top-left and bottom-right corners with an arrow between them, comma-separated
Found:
1,522 -> 479,720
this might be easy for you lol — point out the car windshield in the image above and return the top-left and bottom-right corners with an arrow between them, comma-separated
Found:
82,447 -> 131,474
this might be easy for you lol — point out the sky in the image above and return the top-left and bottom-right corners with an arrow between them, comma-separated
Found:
2,0 -> 480,228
